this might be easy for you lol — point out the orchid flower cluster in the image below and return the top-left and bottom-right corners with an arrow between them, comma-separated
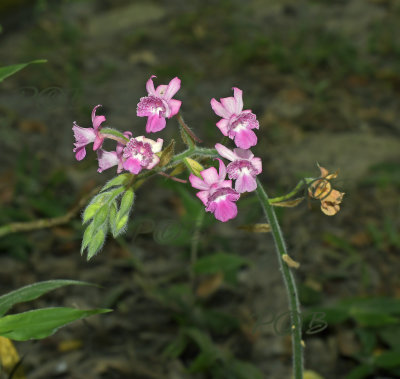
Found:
73,75 -> 344,258
73,77 -> 264,223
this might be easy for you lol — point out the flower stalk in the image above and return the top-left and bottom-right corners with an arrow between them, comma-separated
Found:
255,178 -> 303,378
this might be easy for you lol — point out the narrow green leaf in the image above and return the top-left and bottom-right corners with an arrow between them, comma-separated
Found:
109,200 -> 118,237
114,215 -> 129,236
0,280 -> 92,317
92,205 -> 109,231
0,59 -> 47,82
119,188 -> 134,217
0,307 -> 111,341
81,221 -> 95,254
82,202 -> 103,224
100,128 -> 129,141
87,228 -> 106,260
100,173 -> 130,193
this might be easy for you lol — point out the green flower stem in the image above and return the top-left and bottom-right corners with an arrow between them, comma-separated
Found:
255,178 -> 303,379
268,180 -> 306,204
100,133 -> 128,145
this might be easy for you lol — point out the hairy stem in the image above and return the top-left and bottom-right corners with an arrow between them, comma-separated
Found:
0,186 -> 100,238
255,179 -> 303,378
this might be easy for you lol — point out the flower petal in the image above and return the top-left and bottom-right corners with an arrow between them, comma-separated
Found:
196,190 -> 209,206
235,172 -> 257,193
233,128 -> 257,149
123,157 -> 143,174
216,158 -> 227,181
72,123 -> 96,146
211,98 -> 231,119
146,114 -> 166,133
215,143 -> 236,161
233,87 -> 243,114
201,167 -> 219,185
93,135 -> 104,151
189,174 -> 209,190
97,149 -> 119,173
74,146 -> 86,161
216,119 -> 229,136
164,77 -> 181,101
251,157 -> 262,174
168,99 -> 182,118
147,154 -> 160,169
92,105 -> 106,130
220,96 -> 236,116
233,147 -> 253,160
146,75 -> 157,95
155,84 -> 168,96
213,199 -> 238,222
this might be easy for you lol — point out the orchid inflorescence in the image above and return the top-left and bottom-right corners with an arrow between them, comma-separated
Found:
73,75 -> 344,259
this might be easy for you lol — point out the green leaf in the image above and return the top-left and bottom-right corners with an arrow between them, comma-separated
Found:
100,173 -> 130,193
374,351 -> 400,369
100,128 -> 129,141
109,201 -> 118,236
92,205 -> 109,230
82,202 -> 103,224
345,364 -> 374,379
119,188 -> 135,217
0,280 -> 92,317
87,228 -> 106,260
193,253 -> 250,277
81,221 -> 95,254
184,158 -> 204,177
0,60 -> 47,82
0,307 -> 111,341
114,215 -> 129,236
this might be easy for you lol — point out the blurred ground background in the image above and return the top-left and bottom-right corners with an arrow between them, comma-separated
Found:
1,0 -> 400,378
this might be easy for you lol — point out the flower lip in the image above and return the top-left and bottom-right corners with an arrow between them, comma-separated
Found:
137,96 -> 169,118
207,187 -> 240,204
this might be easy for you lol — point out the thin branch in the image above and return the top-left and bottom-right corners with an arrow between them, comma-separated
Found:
0,186 -> 101,238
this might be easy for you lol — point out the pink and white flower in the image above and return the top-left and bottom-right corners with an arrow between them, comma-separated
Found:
211,87 -> 259,149
137,75 -> 182,133
189,159 -> 240,222
122,136 -> 163,174
215,143 -> 262,193
73,105 -> 106,161
97,132 -> 132,173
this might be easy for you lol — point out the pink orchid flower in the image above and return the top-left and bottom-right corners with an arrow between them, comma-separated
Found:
122,136 -> 163,174
215,143 -> 262,193
137,75 -> 182,133
189,159 -> 240,222
72,105 -> 106,161
211,87 -> 259,149
97,131 -> 132,173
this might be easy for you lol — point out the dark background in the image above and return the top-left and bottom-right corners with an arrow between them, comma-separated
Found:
1,0 -> 400,378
